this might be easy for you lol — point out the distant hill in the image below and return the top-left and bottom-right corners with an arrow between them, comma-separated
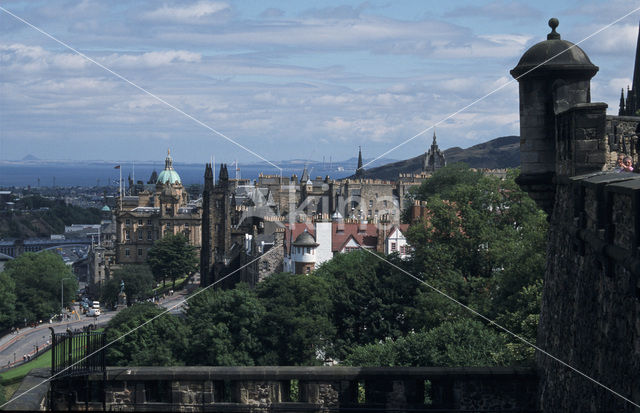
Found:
22,154 -> 40,161
353,136 -> 520,181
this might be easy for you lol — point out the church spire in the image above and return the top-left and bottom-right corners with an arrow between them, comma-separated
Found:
619,88 -> 626,116
632,20 -> 640,105
355,146 -> 364,178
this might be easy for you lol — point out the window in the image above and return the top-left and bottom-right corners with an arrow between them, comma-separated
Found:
125,219 -> 130,226
138,219 -> 143,225
384,200 -> 388,208
147,231 -> 152,241
125,230 -> 130,240
369,200 -> 373,207
147,219 -> 152,225
306,247 -> 310,254
137,231 -> 142,240
391,242 -> 397,251
137,248 -> 143,256
368,209 -> 372,217
185,223 -> 189,228
400,245 -> 406,254
305,267 -> 311,274
125,248 -> 130,256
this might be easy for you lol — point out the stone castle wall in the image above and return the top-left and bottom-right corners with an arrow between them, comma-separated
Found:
537,171 -> 640,412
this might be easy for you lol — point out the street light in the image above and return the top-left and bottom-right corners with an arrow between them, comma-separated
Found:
61,277 -> 74,319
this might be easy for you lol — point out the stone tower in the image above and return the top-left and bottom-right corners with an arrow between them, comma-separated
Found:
200,163 -> 214,286
423,130 -> 446,173
200,163 -> 232,287
510,18 -> 598,214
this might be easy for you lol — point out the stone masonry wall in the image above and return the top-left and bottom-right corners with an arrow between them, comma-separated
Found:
538,173 -> 640,412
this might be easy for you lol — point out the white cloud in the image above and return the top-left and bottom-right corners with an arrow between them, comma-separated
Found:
101,50 -> 202,68
582,23 -> 638,55
0,43 -> 89,72
143,1 -> 230,23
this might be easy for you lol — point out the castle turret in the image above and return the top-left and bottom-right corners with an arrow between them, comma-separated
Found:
510,18 -> 599,213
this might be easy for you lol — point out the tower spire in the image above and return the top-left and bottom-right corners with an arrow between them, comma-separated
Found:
619,88 -> 626,116
355,146 -> 364,178
632,20 -> 640,103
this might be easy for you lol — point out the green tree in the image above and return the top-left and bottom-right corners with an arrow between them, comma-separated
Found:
315,251 -> 420,360
0,271 -> 16,330
100,264 -> 154,308
404,165 -> 547,362
147,233 -> 197,288
256,273 -> 334,365
105,302 -> 187,366
345,319 -> 512,367
4,252 -> 77,324
185,284 -> 265,366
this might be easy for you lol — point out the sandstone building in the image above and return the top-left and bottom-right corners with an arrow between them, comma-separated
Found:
114,150 -> 202,265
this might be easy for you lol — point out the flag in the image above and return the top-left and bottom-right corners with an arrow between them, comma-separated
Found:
114,165 -> 121,169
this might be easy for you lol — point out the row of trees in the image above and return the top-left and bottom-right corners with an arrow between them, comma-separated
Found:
105,165 -> 547,367
0,252 -> 78,331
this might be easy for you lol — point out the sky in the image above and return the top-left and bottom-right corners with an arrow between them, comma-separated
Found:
1,0 -> 639,169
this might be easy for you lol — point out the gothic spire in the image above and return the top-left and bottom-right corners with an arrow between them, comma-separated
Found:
632,20 -> 640,103
204,163 -> 213,191
619,88 -> 626,116
218,163 -> 229,185
355,146 -> 364,178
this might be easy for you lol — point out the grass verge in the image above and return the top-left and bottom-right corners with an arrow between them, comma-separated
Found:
0,350 -> 50,383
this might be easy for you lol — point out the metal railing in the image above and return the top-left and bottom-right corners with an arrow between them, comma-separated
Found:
49,327 -> 105,377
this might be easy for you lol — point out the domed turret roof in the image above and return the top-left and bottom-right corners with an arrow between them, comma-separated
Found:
101,205 -> 111,212
292,230 -> 319,247
157,149 -> 182,185
511,18 -> 598,78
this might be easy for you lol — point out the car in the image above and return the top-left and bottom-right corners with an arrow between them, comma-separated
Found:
87,308 -> 100,317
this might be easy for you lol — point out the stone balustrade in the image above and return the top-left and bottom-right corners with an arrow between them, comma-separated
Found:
43,366 -> 538,412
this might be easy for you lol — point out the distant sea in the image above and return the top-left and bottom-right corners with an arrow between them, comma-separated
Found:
0,159 -> 371,188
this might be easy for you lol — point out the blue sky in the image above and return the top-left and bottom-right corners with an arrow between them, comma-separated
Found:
1,1 -> 639,167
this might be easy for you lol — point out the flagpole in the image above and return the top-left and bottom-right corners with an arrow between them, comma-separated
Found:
119,166 -> 122,211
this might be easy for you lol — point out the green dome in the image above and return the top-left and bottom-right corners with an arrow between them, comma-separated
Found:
157,169 -> 182,185
157,149 -> 182,185
101,205 -> 111,212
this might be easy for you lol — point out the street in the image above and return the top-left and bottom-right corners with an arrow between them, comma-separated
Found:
0,290 -> 190,371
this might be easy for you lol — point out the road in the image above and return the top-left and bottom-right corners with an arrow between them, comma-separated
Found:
0,289 -> 190,371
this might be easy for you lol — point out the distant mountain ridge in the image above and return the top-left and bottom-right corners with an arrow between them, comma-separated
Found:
354,136 -> 520,180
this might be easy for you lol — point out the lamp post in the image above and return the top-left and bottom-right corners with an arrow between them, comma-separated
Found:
60,277 -> 74,318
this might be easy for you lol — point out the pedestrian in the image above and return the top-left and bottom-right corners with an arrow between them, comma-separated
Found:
23,354 -> 26,362
622,156 -> 634,172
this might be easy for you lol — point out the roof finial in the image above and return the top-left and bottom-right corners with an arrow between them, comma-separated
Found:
547,18 -> 560,40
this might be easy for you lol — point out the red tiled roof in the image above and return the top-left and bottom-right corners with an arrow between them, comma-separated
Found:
331,222 -> 377,251
284,221 -> 381,254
